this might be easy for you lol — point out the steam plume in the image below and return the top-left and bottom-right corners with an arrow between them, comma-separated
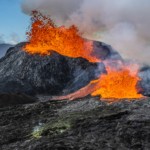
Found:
22,0 -> 150,64
10,33 -> 20,45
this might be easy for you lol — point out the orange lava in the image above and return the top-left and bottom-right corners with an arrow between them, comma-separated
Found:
24,11 -> 99,63
51,66 -> 143,101
91,67 -> 143,99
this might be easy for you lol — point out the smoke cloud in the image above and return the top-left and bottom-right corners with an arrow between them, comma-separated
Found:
10,33 -> 20,45
0,33 -> 20,45
22,0 -> 150,64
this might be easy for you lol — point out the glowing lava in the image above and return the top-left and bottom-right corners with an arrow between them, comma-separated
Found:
24,11 -> 99,63
24,11 -> 143,101
91,67 -> 143,99
51,66 -> 143,101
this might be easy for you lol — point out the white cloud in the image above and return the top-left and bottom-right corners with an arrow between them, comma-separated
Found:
0,34 -> 5,44
9,33 -> 20,45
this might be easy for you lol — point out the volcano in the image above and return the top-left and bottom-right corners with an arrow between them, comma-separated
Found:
20,11 -> 144,100
0,9 -> 149,100
0,40 -> 149,100
1,11 -> 150,150
0,37 -> 150,150
0,41 -> 119,96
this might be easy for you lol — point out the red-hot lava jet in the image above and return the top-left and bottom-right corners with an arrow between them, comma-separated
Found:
24,11 -> 100,63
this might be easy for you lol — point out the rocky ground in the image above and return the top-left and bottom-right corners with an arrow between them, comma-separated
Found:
0,96 -> 150,150
0,41 -> 150,150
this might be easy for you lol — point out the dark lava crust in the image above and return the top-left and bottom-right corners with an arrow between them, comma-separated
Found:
0,96 -> 150,150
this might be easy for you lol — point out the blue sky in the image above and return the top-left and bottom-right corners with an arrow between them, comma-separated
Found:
0,0 -> 30,44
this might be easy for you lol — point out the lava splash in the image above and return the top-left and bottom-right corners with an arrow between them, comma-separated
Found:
91,66 -> 143,99
24,11 -> 99,63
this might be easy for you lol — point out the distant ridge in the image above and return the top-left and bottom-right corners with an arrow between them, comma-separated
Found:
0,43 -> 13,58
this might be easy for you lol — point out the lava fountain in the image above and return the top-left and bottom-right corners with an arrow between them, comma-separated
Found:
24,11 -> 143,102
24,11 -> 100,63
91,66 -> 143,99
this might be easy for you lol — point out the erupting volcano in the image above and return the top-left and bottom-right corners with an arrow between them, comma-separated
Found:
24,11 -> 99,63
1,1 -> 150,149
24,11 -> 143,101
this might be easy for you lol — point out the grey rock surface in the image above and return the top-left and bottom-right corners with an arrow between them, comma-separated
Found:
0,97 -> 150,150
0,93 -> 36,108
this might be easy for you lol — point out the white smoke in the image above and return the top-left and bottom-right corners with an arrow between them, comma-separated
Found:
22,0 -> 150,64
10,33 -> 20,45
0,33 -> 20,45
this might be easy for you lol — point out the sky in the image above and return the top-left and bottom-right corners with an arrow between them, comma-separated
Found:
0,0 -> 29,44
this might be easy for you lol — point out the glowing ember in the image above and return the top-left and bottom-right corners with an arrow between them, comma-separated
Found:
91,67 -> 143,99
24,11 -> 99,63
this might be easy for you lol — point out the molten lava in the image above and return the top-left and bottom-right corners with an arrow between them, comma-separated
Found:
24,11 -> 143,101
24,11 -> 99,63
91,67 -> 143,99
51,66 -> 143,101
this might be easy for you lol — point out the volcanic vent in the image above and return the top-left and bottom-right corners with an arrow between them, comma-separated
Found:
24,11 -> 100,63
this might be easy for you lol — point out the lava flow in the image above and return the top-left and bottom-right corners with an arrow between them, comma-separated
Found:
24,11 -> 99,63
53,65 -> 143,101
91,66 -> 143,99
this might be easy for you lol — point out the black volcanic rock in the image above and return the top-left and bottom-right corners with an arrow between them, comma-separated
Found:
0,93 -> 36,108
0,41 -> 120,96
0,97 -> 150,150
